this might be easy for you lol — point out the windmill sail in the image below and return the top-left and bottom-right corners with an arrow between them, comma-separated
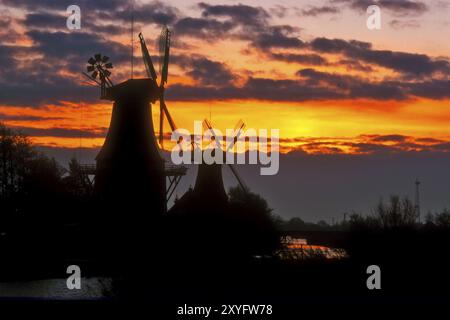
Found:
139,33 -> 158,84
227,119 -> 246,152
139,30 -> 177,149
159,26 -> 171,86
227,163 -> 248,192
202,118 -> 249,193
160,99 -> 176,131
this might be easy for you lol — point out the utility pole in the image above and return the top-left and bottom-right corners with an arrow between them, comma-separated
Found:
130,3 -> 134,79
414,178 -> 421,223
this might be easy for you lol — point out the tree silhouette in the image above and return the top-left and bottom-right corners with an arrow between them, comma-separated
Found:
0,122 -> 66,228
228,186 -> 280,256
0,123 -> 34,198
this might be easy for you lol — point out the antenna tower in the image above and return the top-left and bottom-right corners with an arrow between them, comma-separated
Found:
130,4 -> 134,79
415,178 -> 421,223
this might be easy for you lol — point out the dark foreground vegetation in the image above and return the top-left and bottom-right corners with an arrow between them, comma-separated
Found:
1,123 -> 449,311
0,122 -> 280,277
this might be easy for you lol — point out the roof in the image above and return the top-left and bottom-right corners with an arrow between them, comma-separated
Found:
103,78 -> 160,102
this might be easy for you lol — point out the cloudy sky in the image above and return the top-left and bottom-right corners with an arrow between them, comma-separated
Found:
1,0 -> 450,220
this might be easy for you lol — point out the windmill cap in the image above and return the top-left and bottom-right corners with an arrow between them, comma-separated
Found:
103,78 -> 160,102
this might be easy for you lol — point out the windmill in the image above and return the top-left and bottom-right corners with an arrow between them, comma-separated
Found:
139,26 -> 176,149
168,119 -> 278,260
168,118 -> 249,216
82,49 -> 166,218
201,118 -> 248,194
79,27 -> 185,212
83,53 -> 114,98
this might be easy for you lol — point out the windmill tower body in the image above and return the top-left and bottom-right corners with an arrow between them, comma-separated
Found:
94,79 -> 165,222
81,28 -> 186,265
193,158 -> 228,206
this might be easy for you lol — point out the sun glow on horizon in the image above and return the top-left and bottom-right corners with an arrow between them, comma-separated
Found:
1,97 -> 449,155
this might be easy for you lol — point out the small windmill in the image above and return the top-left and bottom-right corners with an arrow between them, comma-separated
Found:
169,118 -> 249,214
83,54 -> 114,98
139,27 -> 176,149
201,118 -> 248,193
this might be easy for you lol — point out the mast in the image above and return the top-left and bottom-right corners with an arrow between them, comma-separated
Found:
415,178 -> 421,223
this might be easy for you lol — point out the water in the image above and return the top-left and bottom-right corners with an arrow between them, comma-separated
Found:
278,236 -> 348,260
0,277 -> 113,299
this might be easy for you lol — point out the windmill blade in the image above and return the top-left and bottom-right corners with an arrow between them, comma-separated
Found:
138,33 -> 158,85
88,57 -> 96,65
234,119 -> 245,132
94,53 -> 102,62
189,134 -> 201,163
104,73 -> 114,87
101,55 -> 109,63
159,26 -> 171,86
202,118 -> 217,138
159,104 -> 165,147
160,98 -> 177,131
227,119 -> 246,152
91,70 -> 98,79
203,118 -> 212,131
158,98 -> 177,149
227,164 -> 248,193
202,118 -> 221,149
105,63 -> 113,69
190,134 -> 201,149
97,67 -> 114,87
87,65 -> 95,72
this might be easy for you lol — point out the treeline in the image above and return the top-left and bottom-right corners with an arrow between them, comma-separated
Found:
347,195 -> 450,231
0,123 -> 90,231
277,195 -> 450,232
276,216 -> 333,231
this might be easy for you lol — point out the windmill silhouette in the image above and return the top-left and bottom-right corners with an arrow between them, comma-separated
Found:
199,118 -> 248,195
82,27 -> 186,213
170,119 -> 248,214
139,27 -> 176,150
83,53 -> 114,98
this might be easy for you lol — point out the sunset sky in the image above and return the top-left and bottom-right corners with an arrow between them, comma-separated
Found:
1,0 -> 450,153
1,0 -> 450,220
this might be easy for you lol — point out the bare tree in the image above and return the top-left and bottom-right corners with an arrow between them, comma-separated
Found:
0,123 -> 34,198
